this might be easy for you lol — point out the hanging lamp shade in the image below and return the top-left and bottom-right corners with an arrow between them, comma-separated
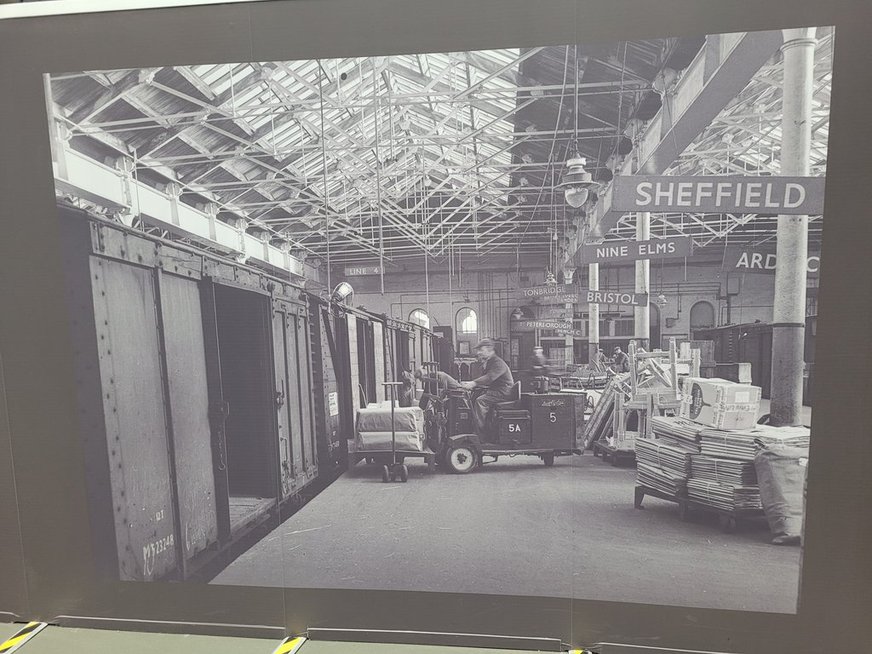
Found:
331,281 -> 354,304
562,155 -> 595,208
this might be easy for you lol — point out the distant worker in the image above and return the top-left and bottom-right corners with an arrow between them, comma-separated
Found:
613,346 -> 630,373
596,348 -> 606,367
460,338 -> 514,435
529,345 -> 549,376
415,367 -> 461,394
399,369 -> 416,407
413,366 -> 461,410
529,345 -> 550,393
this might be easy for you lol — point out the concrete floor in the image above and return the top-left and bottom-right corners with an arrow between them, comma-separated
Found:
212,453 -> 801,614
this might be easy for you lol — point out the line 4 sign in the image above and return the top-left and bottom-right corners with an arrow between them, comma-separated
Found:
344,265 -> 383,276
578,236 -> 692,264
612,175 -> 825,215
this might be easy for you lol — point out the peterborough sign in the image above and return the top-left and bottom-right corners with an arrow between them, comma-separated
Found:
518,320 -> 573,330
612,175 -> 825,215
578,236 -> 692,264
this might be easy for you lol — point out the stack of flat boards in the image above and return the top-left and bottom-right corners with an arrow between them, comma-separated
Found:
636,438 -> 694,496
650,416 -> 703,451
691,455 -> 757,486
699,424 -> 811,461
687,478 -> 761,511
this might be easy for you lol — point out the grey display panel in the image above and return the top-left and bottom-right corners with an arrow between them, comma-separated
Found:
0,1 -> 870,653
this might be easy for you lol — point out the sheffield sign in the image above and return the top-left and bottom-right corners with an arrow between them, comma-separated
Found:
612,175 -> 825,215
585,290 -> 649,307
578,236 -> 692,264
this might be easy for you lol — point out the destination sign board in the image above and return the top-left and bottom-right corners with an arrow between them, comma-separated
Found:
516,283 -> 579,304
723,248 -> 821,277
518,320 -> 573,331
578,236 -> 692,264
344,265 -> 383,276
585,290 -> 649,307
612,175 -> 825,215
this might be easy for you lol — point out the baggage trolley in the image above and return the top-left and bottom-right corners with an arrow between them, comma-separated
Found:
380,381 -> 409,483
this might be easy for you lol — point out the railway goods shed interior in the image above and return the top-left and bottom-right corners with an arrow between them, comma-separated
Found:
42,26 -> 829,614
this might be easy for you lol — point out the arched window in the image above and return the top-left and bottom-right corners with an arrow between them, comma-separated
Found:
690,301 -> 716,332
409,308 -> 431,329
456,307 -> 478,335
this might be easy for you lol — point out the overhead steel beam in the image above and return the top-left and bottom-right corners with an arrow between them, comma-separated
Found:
53,143 -> 318,280
571,29 -> 784,264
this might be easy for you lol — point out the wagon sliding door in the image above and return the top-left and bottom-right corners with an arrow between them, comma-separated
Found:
373,320 -> 386,402
90,259 -> 180,581
156,272 -> 219,572
272,299 -> 318,498
347,316 -> 362,408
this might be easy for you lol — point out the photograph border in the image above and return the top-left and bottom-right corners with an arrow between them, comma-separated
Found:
0,1 -> 870,652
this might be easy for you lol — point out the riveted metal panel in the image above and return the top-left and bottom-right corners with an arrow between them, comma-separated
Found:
158,273 -> 218,562
91,258 -> 178,581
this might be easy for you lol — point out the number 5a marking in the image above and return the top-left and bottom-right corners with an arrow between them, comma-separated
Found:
508,423 -> 520,433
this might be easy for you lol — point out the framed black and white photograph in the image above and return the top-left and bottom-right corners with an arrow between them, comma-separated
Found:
41,25 -> 830,614
2,2 -> 871,653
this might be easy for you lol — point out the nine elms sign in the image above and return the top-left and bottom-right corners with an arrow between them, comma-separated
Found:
612,175 -> 825,215
578,236 -> 693,264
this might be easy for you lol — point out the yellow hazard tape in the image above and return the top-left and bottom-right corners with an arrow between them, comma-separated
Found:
271,635 -> 306,654
0,622 -> 47,654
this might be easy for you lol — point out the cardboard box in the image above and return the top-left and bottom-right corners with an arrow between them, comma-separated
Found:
679,377 -> 761,430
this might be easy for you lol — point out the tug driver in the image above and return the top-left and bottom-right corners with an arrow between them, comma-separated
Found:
460,338 -> 514,435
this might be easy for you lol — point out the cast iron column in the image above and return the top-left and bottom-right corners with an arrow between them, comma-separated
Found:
634,211 -> 651,349
588,263 -> 600,363
770,28 -> 815,426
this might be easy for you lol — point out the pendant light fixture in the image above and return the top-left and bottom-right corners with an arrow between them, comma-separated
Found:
562,43 -> 597,209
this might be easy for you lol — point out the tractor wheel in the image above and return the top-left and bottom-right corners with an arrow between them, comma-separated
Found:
446,445 -> 477,474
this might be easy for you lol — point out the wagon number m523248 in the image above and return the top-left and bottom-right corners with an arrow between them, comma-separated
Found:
142,533 -> 175,578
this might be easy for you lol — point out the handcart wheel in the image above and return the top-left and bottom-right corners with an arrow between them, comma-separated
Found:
542,453 -> 555,467
399,465 -> 409,482
446,445 -> 477,474
381,465 -> 391,483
